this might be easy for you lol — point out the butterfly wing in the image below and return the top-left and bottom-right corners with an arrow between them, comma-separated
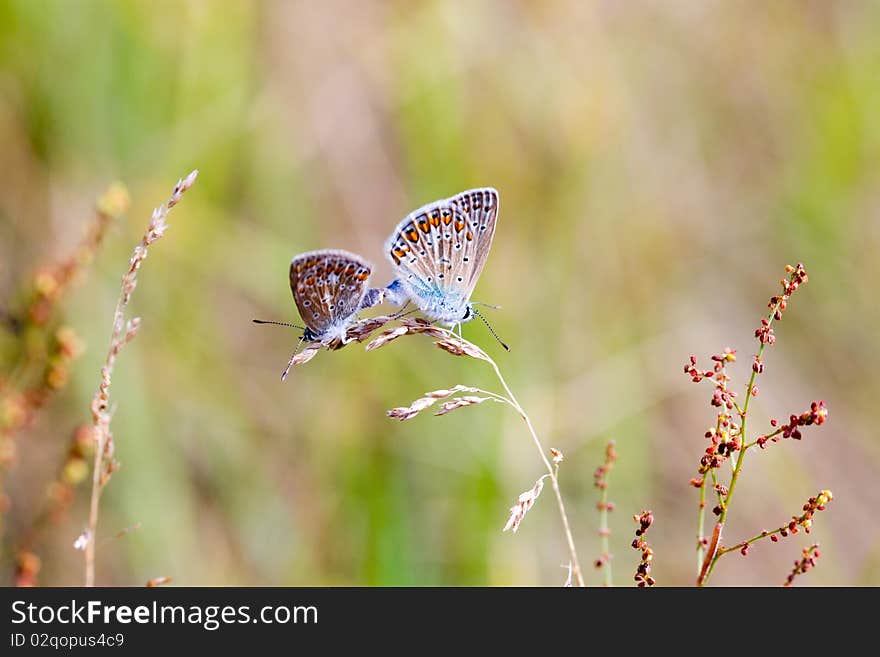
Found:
384,188 -> 499,322
289,249 -> 372,338
447,187 -> 499,298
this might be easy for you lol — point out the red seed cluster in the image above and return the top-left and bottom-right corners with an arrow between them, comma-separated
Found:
756,401 -> 829,448
748,263 -> 809,380
754,318 -> 775,345
784,544 -> 821,587
632,510 -> 656,587
697,414 -> 742,478
775,490 -> 833,541
770,263 -> 808,311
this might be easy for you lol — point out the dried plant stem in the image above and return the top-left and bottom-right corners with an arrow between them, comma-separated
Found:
697,522 -> 722,585
83,171 -> 198,587
487,357 -> 585,587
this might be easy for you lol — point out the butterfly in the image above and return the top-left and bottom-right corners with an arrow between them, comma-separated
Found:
255,249 -> 383,379
375,187 -> 507,348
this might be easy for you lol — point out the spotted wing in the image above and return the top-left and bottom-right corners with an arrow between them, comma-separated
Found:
289,249 -> 372,336
384,187 -> 499,304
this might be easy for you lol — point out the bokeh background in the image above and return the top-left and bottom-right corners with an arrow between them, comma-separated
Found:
1,0 -> 878,586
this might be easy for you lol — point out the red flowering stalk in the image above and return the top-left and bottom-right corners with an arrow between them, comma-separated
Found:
686,264 -> 833,586
593,441 -> 617,586
784,544 -> 821,587
714,490 -> 832,559
632,510 -> 656,587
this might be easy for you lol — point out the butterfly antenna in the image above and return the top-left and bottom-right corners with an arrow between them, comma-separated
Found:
472,308 -> 510,352
253,318 -> 306,331
281,336 -> 307,382
473,302 -> 503,310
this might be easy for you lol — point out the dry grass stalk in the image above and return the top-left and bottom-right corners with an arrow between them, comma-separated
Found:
82,170 -> 198,587
373,324 -> 586,586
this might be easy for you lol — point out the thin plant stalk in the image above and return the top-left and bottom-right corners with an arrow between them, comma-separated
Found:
83,171 -> 198,587
598,477 -> 612,586
376,324 -> 586,587
696,476 -> 707,575
486,356 -> 585,587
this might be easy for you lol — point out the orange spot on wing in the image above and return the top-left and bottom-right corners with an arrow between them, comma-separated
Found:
345,264 -> 356,275
356,271 -> 369,281
454,220 -> 465,231
406,230 -> 419,242
306,276 -> 315,285
442,213 -> 452,226
429,215 -> 440,228
419,220 -> 430,232
466,231 -> 474,241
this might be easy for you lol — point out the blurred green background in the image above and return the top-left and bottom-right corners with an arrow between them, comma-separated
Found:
1,0 -> 878,586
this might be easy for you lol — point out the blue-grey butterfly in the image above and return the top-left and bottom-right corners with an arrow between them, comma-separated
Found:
374,187 -> 507,348
255,249 -> 383,379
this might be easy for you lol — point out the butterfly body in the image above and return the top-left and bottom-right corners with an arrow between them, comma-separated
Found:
382,187 -> 499,327
289,249 -> 373,345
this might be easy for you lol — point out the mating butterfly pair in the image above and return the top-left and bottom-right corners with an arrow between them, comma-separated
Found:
261,187 -> 501,379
